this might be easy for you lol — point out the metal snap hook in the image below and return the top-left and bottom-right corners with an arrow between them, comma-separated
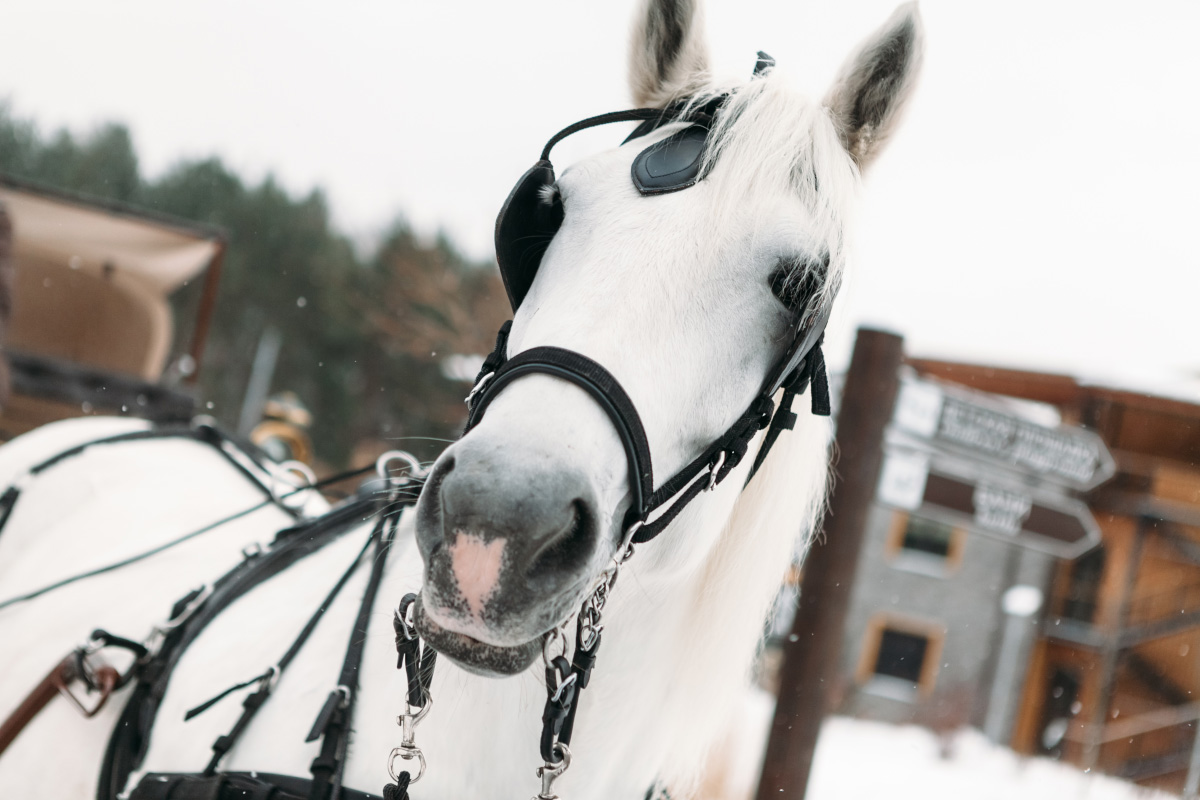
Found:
396,595 -> 418,640
534,743 -> 572,799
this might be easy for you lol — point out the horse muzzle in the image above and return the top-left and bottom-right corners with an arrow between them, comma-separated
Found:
413,432 -> 615,676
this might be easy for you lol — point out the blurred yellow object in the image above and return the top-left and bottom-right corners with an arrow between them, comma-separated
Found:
261,391 -> 312,428
250,392 -> 314,464
250,419 -> 313,465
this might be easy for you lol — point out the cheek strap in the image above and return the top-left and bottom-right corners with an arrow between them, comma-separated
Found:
463,321 -> 830,544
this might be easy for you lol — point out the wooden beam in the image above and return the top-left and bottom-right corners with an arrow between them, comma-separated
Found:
755,328 -> 904,800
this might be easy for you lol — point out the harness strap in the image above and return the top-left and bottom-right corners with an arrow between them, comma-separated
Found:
306,508 -> 407,800
129,772 -> 384,800
0,422 -> 287,547
467,345 -> 654,530
99,495 -> 382,800
190,513 -> 389,776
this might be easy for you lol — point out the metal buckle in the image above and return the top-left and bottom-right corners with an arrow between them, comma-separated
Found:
54,652 -> 118,718
465,372 -> 495,406
706,451 -> 726,491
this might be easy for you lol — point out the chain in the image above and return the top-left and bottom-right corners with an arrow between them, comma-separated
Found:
533,531 -> 638,799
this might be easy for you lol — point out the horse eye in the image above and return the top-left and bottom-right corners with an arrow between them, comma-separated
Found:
768,259 -> 822,315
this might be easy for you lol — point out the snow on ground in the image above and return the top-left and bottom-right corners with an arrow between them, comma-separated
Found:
705,691 -> 1172,800
807,718 -> 1170,800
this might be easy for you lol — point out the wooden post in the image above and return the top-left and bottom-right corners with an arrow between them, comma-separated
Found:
755,327 -> 904,799
186,240 -> 226,385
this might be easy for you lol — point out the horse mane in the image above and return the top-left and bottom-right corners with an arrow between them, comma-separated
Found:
685,69 -> 859,316
637,70 -> 853,791
659,402 -> 832,792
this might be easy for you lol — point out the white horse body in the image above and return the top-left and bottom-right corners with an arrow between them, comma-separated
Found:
0,1 -> 923,796
0,407 -> 824,798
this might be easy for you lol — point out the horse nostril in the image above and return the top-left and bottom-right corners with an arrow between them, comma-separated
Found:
525,499 -> 596,587
416,454 -> 455,556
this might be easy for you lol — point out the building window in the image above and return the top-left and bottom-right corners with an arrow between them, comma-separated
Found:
856,615 -> 945,700
886,513 -> 965,576
874,628 -> 929,683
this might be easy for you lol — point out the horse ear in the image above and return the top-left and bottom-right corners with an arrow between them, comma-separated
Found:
628,0 -> 710,108
824,2 -> 924,170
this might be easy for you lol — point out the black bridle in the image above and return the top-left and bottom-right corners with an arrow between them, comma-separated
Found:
468,76 -> 833,547
454,56 -> 836,793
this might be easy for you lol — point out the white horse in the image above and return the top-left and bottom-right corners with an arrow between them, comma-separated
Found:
0,1 -> 923,797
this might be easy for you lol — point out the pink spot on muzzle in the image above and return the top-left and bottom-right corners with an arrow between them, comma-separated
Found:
448,532 -> 507,621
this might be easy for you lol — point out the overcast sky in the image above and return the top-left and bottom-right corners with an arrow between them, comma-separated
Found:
2,0 -> 1197,397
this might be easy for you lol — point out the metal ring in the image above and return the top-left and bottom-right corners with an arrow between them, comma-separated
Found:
267,462 -> 317,509
542,627 -> 568,666
376,450 -> 427,486
616,521 -> 641,564
279,460 -> 317,487
388,745 -> 427,784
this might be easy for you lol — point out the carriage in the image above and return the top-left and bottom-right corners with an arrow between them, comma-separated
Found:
0,174 -> 224,438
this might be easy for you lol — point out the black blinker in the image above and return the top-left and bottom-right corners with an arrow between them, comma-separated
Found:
494,159 -> 564,310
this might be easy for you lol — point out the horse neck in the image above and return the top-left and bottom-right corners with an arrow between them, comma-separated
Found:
584,410 -> 832,792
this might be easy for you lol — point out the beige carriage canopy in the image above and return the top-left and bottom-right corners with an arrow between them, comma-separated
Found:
0,174 -> 224,382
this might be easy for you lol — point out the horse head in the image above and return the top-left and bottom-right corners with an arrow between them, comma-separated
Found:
414,0 -> 923,677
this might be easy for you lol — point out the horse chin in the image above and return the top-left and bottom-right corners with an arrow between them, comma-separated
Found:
413,597 -> 542,677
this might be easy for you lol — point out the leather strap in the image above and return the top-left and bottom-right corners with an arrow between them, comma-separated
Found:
467,345 -> 655,529
130,772 -> 384,800
464,318 -> 831,545
0,655 -> 74,756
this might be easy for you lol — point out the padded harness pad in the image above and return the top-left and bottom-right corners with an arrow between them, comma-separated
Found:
631,125 -> 709,195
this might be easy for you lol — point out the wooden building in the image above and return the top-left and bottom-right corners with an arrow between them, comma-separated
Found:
910,359 -> 1200,793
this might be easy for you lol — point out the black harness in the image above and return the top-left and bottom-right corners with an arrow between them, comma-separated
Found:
100,487 -> 427,800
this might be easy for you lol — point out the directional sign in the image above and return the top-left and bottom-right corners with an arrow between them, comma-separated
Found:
892,377 -> 1115,491
877,449 -> 1101,559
